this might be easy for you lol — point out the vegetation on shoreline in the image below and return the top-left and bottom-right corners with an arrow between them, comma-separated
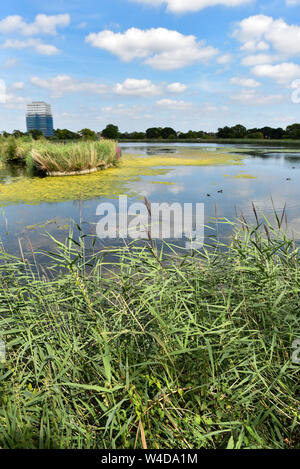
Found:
0,217 -> 299,449
3,122 -> 300,143
0,137 -> 119,175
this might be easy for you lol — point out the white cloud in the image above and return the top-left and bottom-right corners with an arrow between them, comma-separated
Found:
31,75 -> 108,98
251,62 -> 300,85
1,39 -> 60,55
113,78 -> 162,96
203,103 -> 229,112
286,0 -> 300,5
3,58 -> 18,68
156,99 -> 192,110
240,40 -> 269,52
131,0 -> 252,13
234,15 -> 300,57
0,14 -> 70,36
10,82 -> 25,90
217,53 -> 233,64
100,104 -> 149,120
241,53 -> 277,66
230,77 -> 261,87
230,89 -> 283,105
3,93 -> 28,110
167,82 -> 188,93
86,27 -> 218,70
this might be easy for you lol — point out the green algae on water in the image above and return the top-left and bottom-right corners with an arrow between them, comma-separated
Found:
0,151 -> 245,206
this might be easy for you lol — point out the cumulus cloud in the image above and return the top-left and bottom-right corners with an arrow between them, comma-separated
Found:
230,77 -> 261,87
251,62 -> 300,85
217,53 -> 233,64
130,0 -> 252,13
31,75 -> 108,98
30,75 -> 188,99
85,27 -> 218,70
3,92 -> 28,110
10,82 -> 25,90
1,39 -> 60,55
230,89 -> 283,105
0,14 -> 70,36
241,53 -> 277,66
167,82 -> 188,93
156,99 -> 192,110
113,78 -> 162,96
234,15 -> 300,57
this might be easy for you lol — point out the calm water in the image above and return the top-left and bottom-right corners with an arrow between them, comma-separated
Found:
0,142 -> 300,261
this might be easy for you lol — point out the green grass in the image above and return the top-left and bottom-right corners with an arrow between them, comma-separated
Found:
0,137 -> 118,174
0,217 -> 299,449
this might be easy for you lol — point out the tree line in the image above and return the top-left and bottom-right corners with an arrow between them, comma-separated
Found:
2,123 -> 300,140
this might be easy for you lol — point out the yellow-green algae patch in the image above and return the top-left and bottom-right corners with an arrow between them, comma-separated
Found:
0,151 -> 244,206
224,172 -> 257,179
151,181 -> 176,185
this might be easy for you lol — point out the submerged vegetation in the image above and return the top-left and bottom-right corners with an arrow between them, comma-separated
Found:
0,216 -> 299,449
0,136 -> 118,176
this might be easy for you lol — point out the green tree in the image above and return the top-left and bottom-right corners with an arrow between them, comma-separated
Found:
285,124 -> 300,139
146,127 -> 162,139
78,128 -> 97,140
217,126 -> 234,138
12,130 -> 26,138
54,129 -> 80,140
161,127 -> 177,139
248,131 -> 264,139
29,129 -> 44,140
231,125 -> 247,139
102,124 -> 119,140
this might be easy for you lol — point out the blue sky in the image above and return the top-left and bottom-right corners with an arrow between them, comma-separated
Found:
0,0 -> 300,132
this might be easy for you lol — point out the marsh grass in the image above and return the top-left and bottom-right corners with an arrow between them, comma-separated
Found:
0,137 -> 118,174
0,216 -> 299,449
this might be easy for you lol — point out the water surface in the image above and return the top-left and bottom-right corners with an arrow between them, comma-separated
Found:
0,142 -> 299,261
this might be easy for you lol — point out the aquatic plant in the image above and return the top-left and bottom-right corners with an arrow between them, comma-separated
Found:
0,137 -> 118,175
30,139 -> 118,175
0,216 -> 299,449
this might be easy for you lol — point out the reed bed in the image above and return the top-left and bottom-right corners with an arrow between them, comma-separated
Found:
0,137 -> 119,175
0,216 -> 299,449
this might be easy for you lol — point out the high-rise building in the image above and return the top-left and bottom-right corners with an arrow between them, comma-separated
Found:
26,101 -> 54,137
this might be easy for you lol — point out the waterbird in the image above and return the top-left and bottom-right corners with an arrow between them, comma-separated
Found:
217,190 -> 223,193
206,194 -> 211,197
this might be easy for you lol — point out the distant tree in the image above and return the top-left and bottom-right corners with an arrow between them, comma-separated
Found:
217,126 -> 234,138
161,127 -> 177,139
29,129 -> 44,140
12,130 -> 26,138
285,124 -> 300,139
231,125 -> 247,139
129,132 -> 146,140
78,128 -> 97,140
118,132 -> 130,140
102,124 -> 119,140
186,130 -> 199,139
146,127 -> 162,139
260,127 -> 284,140
248,131 -> 264,139
54,129 -> 80,140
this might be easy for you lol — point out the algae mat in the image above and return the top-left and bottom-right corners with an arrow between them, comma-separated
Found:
0,151 -> 244,206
